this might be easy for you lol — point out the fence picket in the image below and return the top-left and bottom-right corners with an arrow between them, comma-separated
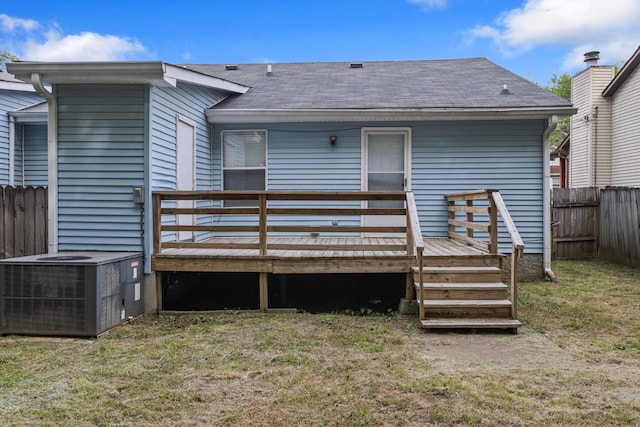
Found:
0,186 -> 48,260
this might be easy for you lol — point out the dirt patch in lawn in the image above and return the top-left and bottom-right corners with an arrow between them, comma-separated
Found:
418,326 -> 581,371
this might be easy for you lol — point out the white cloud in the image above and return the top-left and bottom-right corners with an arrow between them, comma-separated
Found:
0,13 -> 148,61
22,29 -> 147,61
0,14 -> 39,32
468,0 -> 640,71
407,0 -> 448,11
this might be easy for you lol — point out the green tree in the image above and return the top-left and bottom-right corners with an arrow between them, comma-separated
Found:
0,51 -> 20,70
545,73 -> 571,149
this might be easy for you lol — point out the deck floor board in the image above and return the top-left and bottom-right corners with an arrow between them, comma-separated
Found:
153,237 -> 493,274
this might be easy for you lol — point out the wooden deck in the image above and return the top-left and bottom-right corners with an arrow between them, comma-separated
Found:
153,236 -> 487,273
151,190 -> 523,330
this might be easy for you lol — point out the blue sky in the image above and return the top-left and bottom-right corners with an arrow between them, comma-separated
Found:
2,0 -> 639,86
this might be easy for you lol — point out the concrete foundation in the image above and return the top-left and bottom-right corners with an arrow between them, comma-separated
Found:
501,253 -> 544,282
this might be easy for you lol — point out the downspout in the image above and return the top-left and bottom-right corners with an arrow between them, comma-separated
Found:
8,116 -> 15,185
592,106 -> 599,188
543,115 -> 558,281
31,73 -> 58,253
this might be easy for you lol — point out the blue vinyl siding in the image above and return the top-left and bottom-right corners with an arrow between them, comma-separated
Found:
150,83 -> 227,243
0,89 -> 43,184
13,124 -> 23,185
57,84 -> 145,251
213,120 -> 545,253
23,124 -> 48,186
411,120 -> 545,254
150,83 -> 226,191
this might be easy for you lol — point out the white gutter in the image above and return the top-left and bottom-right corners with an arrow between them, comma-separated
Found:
8,116 -> 15,185
206,106 -> 577,124
31,73 -> 58,253
543,115 -> 558,282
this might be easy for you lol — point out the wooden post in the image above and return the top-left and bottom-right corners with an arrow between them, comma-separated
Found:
510,245 -> 520,320
259,272 -> 268,311
417,250 -> 424,321
448,198 -> 456,236
405,272 -> 413,301
259,194 -> 267,256
152,193 -> 162,255
466,199 -> 474,240
156,271 -> 163,315
488,191 -> 498,254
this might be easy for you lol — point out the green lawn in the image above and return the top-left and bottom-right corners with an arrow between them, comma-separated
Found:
1,260 -> 639,426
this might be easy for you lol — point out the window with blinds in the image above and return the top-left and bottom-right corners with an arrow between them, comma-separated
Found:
221,130 -> 267,206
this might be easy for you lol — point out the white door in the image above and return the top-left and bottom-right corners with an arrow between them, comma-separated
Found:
362,128 -> 411,234
176,117 -> 196,242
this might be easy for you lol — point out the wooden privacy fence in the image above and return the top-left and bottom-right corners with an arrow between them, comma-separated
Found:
599,187 -> 640,268
0,186 -> 48,259
552,187 -> 599,259
552,187 -> 640,267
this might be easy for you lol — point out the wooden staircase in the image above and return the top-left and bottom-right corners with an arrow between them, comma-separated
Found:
413,254 -> 522,332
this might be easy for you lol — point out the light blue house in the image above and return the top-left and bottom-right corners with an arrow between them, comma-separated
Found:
7,59 -> 574,313
0,70 -> 47,187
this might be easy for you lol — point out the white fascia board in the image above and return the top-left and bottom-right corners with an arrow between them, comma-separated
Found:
163,64 -> 249,93
7,61 -> 166,84
206,107 -> 578,124
9,111 -> 47,123
7,61 -> 250,93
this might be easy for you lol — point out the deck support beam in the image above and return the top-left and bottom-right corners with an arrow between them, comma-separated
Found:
259,272 -> 268,311
156,271 -> 163,315
405,272 -> 414,300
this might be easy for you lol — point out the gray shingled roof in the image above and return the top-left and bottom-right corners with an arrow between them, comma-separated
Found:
185,58 -> 571,110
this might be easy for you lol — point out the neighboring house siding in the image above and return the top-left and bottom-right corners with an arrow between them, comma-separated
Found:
611,66 -> 640,187
150,83 -> 226,192
569,66 -> 615,187
591,69 -> 614,187
213,120 -> 545,254
0,89 -> 43,184
57,84 -> 146,251
570,70 -> 590,187
23,124 -> 48,186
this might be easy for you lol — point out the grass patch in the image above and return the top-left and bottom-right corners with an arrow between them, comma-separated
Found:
1,260 -> 640,425
520,259 -> 640,362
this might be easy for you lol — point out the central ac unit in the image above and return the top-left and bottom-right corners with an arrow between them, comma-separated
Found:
0,252 -> 144,337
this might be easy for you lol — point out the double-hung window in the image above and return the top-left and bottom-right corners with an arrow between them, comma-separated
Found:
222,130 -> 267,205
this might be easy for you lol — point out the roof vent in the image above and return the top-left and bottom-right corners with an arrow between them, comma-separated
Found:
350,63 -> 363,68
500,84 -> 511,95
584,51 -> 600,67
225,65 -> 239,70
267,64 -> 273,76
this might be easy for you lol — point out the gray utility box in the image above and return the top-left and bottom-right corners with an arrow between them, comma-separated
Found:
0,252 -> 144,337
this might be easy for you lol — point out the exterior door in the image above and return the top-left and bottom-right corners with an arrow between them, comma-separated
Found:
176,116 -> 196,242
362,128 -> 411,233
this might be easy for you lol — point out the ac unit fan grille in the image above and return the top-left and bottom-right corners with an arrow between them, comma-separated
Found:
1,264 -> 87,334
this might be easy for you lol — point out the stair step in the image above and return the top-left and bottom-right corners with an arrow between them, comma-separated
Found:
413,266 -> 501,274
422,299 -> 512,308
415,282 -> 507,290
420,318 -> 522,329
414,266 -> 502,283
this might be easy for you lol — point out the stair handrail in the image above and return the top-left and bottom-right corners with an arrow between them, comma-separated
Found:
445,189 -> 524,320
490,191 -> 524,320
405,192 -> 425,321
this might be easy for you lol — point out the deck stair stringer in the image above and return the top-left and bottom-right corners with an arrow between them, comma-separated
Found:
413,259 -> 522,332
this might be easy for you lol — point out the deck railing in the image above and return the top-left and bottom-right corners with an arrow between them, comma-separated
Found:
153,190 -> 424,262
445,189 -> 524,319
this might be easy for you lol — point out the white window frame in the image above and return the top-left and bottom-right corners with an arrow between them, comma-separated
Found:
221,129 -> 268,204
